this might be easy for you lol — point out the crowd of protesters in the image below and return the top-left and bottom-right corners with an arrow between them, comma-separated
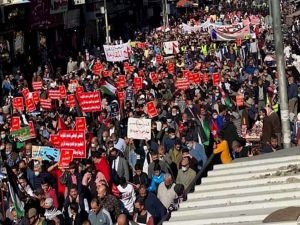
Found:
0,1 -> 300,225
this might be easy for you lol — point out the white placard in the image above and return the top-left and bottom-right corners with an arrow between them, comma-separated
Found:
103,42 -> 131,62
74,0 -> 85,5
163,41 -> 179,55
127,118 -> 151,140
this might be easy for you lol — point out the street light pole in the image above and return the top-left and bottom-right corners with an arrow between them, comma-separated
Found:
271,0 -> 291,148
104,0 -> 110,44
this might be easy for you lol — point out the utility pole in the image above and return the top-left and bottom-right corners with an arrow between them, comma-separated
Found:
271,0 -> 291,148
162,0 -> 169,28
104,0 -> 110,44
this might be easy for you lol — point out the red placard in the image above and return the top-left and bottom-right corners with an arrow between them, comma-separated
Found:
193,72 -> 201,83
66,94 -> 76,108
32,81 -> 43,90
48,90 -> 61,100
212,73 -> 220,86
22,88 -> 30,99
182,70 -> 190,79
40,99 -> 52,110
146,101 -> 158,118
236,37 -> 242,47
236,95 -> 244,107
12,97 -> 24,111
133,77 -> 143,91
167,63 -> 175,74
28,121 -> 36,138
138,70 -> 145,78
103,70 -> 111,77
187,72 -> 195,83
75,117 -> 87,131
93,62 -> 103,76
203,74 -> 209,83
50,134 -> 61,148
11,117 -> 21,131
175,78 -> 189,90
59,85 -> 67,99
156,55 -> 163,64
32,91 -> 40,104
150,72 -> 159,84
117,75 -> 126,89
25,98 -> 36,112
77,92 -> 102,112
59,130 -> 86,158
58,149 -> 74,168
117,91 -> 125,102
75,86 -> 84,95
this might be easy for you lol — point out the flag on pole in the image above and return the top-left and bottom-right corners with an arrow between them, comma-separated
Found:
5,165 -> 24,218
100,81 -> 117,96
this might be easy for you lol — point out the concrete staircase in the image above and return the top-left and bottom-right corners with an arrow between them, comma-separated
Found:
164,148 -> 300,225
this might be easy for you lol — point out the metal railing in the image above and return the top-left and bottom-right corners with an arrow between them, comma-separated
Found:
157,153 -> 216,225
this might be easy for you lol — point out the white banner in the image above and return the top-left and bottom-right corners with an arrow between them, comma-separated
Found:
103,42 -> 131,62
73,0 -> 85,5
127,118 -> 151,140
163,41 -> 179,55
181,23 -> 202,33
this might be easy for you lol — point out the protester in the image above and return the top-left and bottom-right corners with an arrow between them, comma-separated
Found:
0,2 -> 300,225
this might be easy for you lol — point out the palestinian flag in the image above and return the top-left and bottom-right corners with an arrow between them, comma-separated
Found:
88,59 -> 95,71
6,165 -> 24,218
100,81 -> 117,96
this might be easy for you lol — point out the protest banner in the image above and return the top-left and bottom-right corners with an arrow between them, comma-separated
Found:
117,75 -> 126,89
167,63 -> 175,74
117,91 -> 125,103
75,117 -> 86,131
31,146 -> 60,162
12,97 -> 24,111
11,117 -> 21,131
11,126 -> 32,142
58,149 -> 74,168
163,41 -> 179,55
32,91 -> 40,104
103,42 -> 131,62
175,78 -> 189,90
32,81 -> 43,90
50,134 -> 61,148
22,88 -> 30,99
40,99 -> 52,110
236,95 -> 244,107
203,74 -> 209,83
28,121 -> 36,138
59,130 -> 86,158
48,90 -> 61,100
75,86 -> 84,95
133,77 -> 143,91
156,55 -> 163,64
93,61 -> 103,76
126,89 -> 134,101
146,101 -> 158,118
77,91 -> 102,112
110,100 -> 119,118
150,72 -> 159,84
66,94 -> 76,108
127,118 -> 151,140
25,98 -> 36,112
59,85 -> 67,99
212,73 -> 220,86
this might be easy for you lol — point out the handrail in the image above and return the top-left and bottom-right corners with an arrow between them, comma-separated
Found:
157,153 -> 216,225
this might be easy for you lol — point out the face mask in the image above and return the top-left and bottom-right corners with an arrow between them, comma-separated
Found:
91,143 -> 96,148
170,134 -> 176,139
213,115 -> 218,119
34,171 -> 40,176
172,112 -> 177,116
260,115 -> 264,120
182,166 -> 188,172
143,146 -> 148,151
102,137 -> 107,141
216,93 -> 220,97
187,143 -> 193,149
274,90 -> 277,94
1,134 -> 5,139
5,151 -> 10,156
188,104 -> 193,108
26,152 -> 31,157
